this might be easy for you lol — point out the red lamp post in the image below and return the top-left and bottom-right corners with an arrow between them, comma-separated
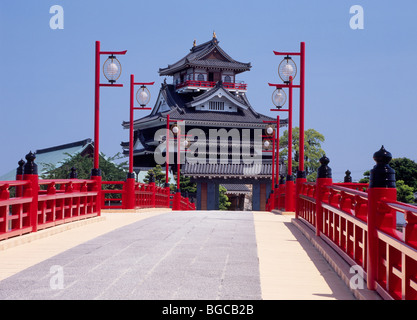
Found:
92,41 -> 127,177
263,117 -> 280,210
269,42 -> 306,214
166,118 -> 184,210
125,74 -> 154,209
92,41 -> 127,214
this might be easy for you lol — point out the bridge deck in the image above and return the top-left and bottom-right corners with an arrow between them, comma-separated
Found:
0,210 -> 355,300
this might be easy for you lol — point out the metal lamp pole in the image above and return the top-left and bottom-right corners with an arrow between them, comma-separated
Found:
269,42 -> 306,214
92,41 -> 127,177
272,42 -> 306,176
263,116 -> 280,210
167,118 -> 183,210
92,41 -> 127,214
125,74 -> 154,209
269,83 -> 294,212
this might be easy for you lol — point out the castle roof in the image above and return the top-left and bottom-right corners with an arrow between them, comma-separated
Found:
122,83 -> 285,129
158,37 -> 251,76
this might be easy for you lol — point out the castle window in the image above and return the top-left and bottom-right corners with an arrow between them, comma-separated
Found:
197,74 -> 205,81
224,75 -> 232,83
209,101 -> 225,111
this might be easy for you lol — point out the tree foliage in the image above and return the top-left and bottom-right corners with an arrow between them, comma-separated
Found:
143,164 -> 169,187
219,185 -> 231,210
40,152 -> 127,181
170,172 -> 197,194
390,158 -> 417,191
40,152 -> 127,198
359,157 -> 417,203
279,127 -> 325,181
396,180 -> 415,204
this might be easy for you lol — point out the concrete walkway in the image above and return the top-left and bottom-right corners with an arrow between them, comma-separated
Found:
0,210 -> 356,300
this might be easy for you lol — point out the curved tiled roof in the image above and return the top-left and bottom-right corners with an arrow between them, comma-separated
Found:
122,83 -> 286,129
159,38 -> 251,76
182,162 -> 272,177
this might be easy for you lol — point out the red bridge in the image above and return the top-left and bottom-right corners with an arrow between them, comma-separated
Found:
0,151 -> 194,241
0,146 -> 416,300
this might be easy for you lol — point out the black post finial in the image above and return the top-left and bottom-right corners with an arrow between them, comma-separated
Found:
344,170 -> 352,183
149,171 -> 155,183
317,155 -> 332,178
16,159 -> 25,176
23,151 -> 38,175
91,168 -> 101,177
369,146 -> 396,188
297,170 -> 307,179
69,167 -> 78,179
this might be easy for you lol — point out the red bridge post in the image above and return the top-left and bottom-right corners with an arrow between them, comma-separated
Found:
15,159 -> 25,197
124,177 -> 136,209
165,184 -> 171,208
173,192 -> 181,210
22,152 -> 39,233
367,146 -> 397,291
149,172 -> 156,208
295,174 -> 307,219
315,155 -> 332,237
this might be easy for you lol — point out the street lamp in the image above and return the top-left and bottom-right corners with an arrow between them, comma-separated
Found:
278,56 -> 297,83
165,118 -> 187,210
91,41 -> 127,216
92,41 -> 127,179
269,42 -> 307,216
125,74 -> 154,209
136,85 -> 151,107
269,74 -> 295,212
263,139 -> 272,151
103,55 -> 122,84
262,117 -> 280,211
167,119 -> 183,189
272,88 -> 287,109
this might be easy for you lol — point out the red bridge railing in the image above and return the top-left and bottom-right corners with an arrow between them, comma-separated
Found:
266,147 -> 417,300
0,152 -> 194,242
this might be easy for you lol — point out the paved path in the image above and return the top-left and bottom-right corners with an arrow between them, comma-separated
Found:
0,210 -> 355,300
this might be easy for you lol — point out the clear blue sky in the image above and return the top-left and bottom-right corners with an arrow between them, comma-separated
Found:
1,0 -> 416,182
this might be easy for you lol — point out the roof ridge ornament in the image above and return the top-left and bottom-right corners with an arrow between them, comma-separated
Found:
213,31 -> 218,44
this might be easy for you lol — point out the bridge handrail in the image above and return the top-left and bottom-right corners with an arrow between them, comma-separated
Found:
36,179 -> 100,230
297,178 -> 417,300
291,147 -> 417,300
0,152 -> 191,243
39,179 -> 95,185
0,180 -> 31,187
327,184 -> 368,198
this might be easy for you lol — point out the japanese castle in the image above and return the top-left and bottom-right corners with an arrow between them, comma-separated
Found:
121,33 -> 287,210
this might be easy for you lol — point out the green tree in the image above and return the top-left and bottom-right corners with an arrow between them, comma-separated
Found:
359,157 -> 417,203
359,170 -> 370,184
144,164 -> 169,187
279,127 -> 325,181
390,158 -> 417,191
219,185 -> 231,210
40,152 -> 127,181
396,180 -> 415,203
40,152 -> 127,196
170,173 -> 197,194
